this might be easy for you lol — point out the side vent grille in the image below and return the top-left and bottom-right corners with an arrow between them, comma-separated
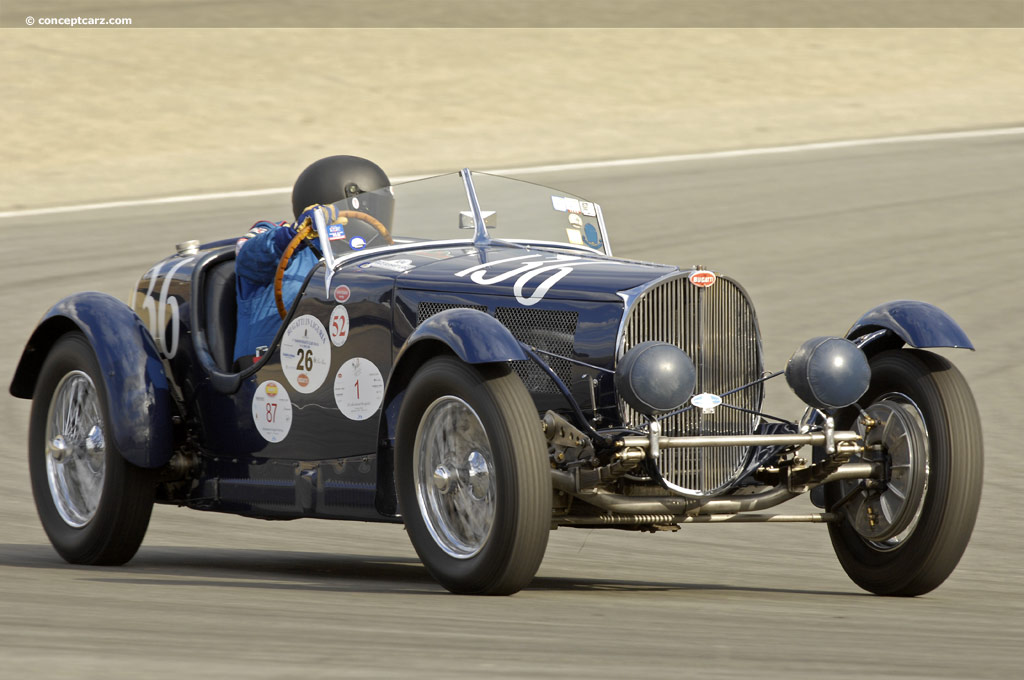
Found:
417,302 -> 487,325
495,307 -> 578,393
414,302 -> 577,394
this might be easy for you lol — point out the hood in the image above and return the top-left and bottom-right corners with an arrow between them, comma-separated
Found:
379,244 -> 677,305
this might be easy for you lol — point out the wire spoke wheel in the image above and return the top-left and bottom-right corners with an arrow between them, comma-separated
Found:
29,333 -> 156,565
396,356 -> 550,595
414,396 -> 496,558
45,370 -> 106,528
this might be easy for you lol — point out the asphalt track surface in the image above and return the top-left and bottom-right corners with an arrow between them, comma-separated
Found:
1,135 -> 1022,678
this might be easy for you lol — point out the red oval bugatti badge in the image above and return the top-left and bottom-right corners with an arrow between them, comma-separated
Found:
334,285 -> 351,303
689,270 -> 716,288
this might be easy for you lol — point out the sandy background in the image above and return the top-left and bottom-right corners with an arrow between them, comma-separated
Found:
1,29 -> 1023,211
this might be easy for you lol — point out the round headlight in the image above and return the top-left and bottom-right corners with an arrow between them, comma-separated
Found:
785,336 -> 870,410
615,341 -> 696,418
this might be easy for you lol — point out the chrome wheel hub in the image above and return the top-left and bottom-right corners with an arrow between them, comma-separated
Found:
45,371 -> 106,528
413,396 -> 496,559
841,393 -> 929,548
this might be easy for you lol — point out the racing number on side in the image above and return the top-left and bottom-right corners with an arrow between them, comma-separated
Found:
295,348 -> 315,372
140,256 -> 195,358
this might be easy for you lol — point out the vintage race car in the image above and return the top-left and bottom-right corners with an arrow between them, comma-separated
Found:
11,168 -> 983,595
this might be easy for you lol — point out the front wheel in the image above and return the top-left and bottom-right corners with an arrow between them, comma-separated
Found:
825,349 -> 983,596
395,356 -> 551,595
28,332 -> 156,565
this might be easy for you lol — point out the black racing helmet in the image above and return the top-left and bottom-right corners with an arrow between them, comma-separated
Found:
291,155 -> 391,219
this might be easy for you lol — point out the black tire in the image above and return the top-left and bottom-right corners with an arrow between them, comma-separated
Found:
28,332 -> 156,565
825,349 -> 983,596
395,356 -> 551,595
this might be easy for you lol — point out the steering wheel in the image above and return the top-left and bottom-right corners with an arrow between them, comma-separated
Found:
274,210 -> 394,319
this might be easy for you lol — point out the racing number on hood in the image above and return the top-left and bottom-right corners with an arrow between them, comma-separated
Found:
455,253 -> 610,306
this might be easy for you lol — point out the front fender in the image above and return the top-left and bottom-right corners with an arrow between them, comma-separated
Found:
397,307 -> 526,365
10,292 -> 174,469
846,300 -> 973,354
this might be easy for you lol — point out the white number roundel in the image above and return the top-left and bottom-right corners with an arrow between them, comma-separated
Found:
334,358 -> 384,421
252,380 -> 292,442
280,314 -> 331,393
329,305 -> 350,347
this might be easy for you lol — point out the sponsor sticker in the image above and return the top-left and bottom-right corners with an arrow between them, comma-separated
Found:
334,357 -> 385,420
551,195 -> 582,213
350,236 -> 366,250
327,223 -> 346,241
691,392 -> 723,414
252,380 -> 293,442
689,270 -> 716,288
582,223 -> 603,250
580,201 -> 597,217
566,228 -> 584,245
568,213 -> 583,227
334,285 -> 351,303
359,258 -> 415,273
280,314 -> 331,394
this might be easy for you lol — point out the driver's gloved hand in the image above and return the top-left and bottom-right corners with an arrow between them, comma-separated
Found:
294,204 -> 341,235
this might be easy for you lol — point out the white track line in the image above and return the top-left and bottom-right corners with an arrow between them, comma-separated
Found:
3,125 -> 1023,220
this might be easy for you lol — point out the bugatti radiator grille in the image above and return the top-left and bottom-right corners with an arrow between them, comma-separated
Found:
619,274 -> 763,496
415,303 -> 577,394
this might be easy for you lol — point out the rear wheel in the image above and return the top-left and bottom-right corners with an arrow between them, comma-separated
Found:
825,349 -> 982,596
28,333 -> 156,565
396,356 -> 551,595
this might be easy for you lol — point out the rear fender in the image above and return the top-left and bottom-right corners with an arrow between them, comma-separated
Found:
10,292 -> 174,469
846,300 -> 973,356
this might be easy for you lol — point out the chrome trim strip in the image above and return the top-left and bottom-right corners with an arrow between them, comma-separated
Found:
594,202 -> 612,256
613,269 -> 688,359
461,169 -> 490,246
620,431 -> 862,448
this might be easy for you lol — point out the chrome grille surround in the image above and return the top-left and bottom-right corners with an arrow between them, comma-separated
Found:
618,272 -> 764,496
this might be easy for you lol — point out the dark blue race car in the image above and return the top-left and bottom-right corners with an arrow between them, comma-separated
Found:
11,167 -> 983,595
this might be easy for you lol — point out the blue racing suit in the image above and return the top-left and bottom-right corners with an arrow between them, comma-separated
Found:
233,221 -> 319,363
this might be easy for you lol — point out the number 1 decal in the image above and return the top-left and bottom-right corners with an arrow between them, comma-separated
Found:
334,358 -> 384,421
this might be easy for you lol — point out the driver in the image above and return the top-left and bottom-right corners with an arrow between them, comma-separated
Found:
233,155 -> 392,367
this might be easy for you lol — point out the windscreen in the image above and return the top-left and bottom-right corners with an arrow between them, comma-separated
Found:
323,170 -> 611,259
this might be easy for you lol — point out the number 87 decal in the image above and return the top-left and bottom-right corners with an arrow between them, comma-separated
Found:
330,305 -> 350,347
